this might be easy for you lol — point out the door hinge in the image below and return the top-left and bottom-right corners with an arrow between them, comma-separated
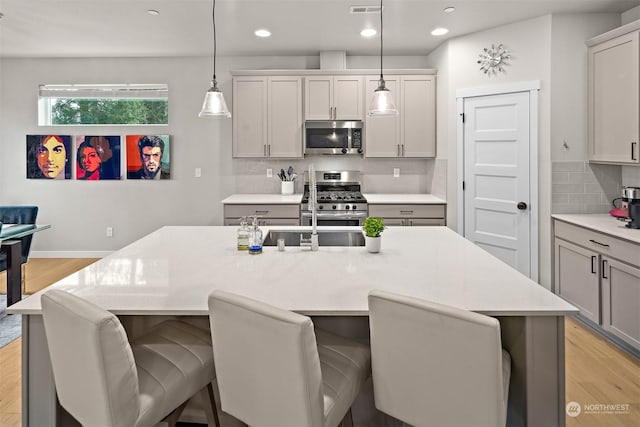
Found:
460,113 -> 465,123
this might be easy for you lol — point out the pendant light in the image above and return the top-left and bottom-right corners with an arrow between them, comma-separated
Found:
368,0 -> 398,116
199,0 -> 231,118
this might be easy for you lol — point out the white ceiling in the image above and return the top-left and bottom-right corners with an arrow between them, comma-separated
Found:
0,0 -> 638,58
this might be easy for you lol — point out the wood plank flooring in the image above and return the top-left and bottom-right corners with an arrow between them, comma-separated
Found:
1,258 -> 639,426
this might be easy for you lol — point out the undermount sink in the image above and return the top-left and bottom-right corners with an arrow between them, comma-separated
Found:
263,230 -> 365,247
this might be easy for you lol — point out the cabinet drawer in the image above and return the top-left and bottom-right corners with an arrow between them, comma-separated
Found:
224,204 -> 300,220
554,220 -> 640,267
224,218 -> 299,226
368,204 -> 445,218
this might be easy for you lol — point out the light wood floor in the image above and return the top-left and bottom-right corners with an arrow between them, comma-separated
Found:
1,259 -> 639,426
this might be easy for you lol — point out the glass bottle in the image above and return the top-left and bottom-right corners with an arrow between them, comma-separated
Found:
248,216 -> 263,255
237,216 -> 250,251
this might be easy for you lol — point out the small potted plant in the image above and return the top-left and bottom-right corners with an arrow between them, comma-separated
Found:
363,217 -> 385,253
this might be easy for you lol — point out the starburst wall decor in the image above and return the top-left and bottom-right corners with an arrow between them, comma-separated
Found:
478,44 -> 511,75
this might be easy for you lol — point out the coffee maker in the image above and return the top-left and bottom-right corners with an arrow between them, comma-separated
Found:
622,186 -> 640,229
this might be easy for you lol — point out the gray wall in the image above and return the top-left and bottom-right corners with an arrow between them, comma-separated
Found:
0,55 -> 434,256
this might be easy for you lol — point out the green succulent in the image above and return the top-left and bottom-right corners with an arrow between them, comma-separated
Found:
363,217 -> 385,238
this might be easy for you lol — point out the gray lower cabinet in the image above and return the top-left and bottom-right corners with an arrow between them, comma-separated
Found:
368,204 -> 446,226
602,257 -> 640,349
554,219 -> 640,351
223,204 -> 299,226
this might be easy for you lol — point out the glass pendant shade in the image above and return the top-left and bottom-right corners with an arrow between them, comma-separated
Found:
199,80 -> 231,118
368,80 -> 398,116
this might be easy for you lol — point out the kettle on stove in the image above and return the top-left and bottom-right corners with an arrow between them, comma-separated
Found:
614,187 -> 640,229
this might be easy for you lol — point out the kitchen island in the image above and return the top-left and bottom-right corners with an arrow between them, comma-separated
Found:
9,226 -> 576,426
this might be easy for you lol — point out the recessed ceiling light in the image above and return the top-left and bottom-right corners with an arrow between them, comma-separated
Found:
147,9 -> 159,16
361,28 -> 377,37
255,29 -> 271,38
444,6 -> 456,13
431,27 -> 449,36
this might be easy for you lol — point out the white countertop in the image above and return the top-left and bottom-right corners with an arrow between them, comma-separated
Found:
221,194 -> 303,204
9,226 -> 575,317
552,214 -> 640,245
363,194 -> 446,204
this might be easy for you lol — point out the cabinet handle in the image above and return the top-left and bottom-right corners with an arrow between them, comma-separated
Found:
591,255 -> 596,274
400,210 -> 414,215
402,144 -> 405,157
633,142 -> 637,161
397,144 -> 401,156
263,145 -> 267,156
589,239 -> 609,248
268,145 -> 271,157
333,107 -> 336,119
329,106 -> 332,118
255,210 -> 269,215
602,259 -> 608,279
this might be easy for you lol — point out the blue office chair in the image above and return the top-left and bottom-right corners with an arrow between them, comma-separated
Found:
0,206 -> 39,272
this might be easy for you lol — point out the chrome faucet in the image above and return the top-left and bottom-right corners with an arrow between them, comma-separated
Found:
300,164 -> 319,251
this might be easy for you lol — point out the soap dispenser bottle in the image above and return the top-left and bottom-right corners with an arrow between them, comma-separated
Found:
248,216 -> 263,255
237,216 -> 250,251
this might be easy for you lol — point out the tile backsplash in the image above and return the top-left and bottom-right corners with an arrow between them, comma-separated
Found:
552,161 -> 621,214
622,166 -> 640,188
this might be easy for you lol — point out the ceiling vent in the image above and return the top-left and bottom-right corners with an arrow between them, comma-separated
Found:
350,5 -> 382,14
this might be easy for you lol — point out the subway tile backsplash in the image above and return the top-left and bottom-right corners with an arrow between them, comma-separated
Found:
551,161 -> 621,214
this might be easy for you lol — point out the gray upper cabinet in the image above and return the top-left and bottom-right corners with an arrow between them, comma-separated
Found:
233,76 -> 303,158
588,28 -> 640,164
365,75 -> 436,158
304,76 -> 364,120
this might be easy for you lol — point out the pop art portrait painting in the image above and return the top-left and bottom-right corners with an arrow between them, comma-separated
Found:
126,135 -> 170,180
75,135 -> 121,180
26,135 -> 72,179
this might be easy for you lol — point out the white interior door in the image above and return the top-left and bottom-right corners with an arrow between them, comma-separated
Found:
463,91 -> 531,276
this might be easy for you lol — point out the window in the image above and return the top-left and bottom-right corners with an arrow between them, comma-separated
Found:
38,84 -> 168,126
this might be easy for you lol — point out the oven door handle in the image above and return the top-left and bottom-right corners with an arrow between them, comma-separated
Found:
301,212 -> 368,220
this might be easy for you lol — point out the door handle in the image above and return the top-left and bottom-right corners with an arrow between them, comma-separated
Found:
602,259 -> 608,279
397,144 -> 401,156
263,145 -> 267,156
401,144 -> 405,157
517,202 -> 528,210
633,142 -> 637,161
267,145 -> 271,157
591,255 -> 596,274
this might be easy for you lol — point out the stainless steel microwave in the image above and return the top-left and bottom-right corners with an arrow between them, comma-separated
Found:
304,120 -> 363,155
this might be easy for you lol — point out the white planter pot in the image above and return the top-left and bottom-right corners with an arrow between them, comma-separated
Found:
365,235 -> 381,253
281,181 -> 294,195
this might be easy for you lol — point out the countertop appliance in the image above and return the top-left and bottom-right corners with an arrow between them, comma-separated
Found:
622,186 -> 640,229
304,120 -> 363,155
300,170 -> 368,226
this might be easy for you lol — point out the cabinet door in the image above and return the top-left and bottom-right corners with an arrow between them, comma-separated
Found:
233,77 -> 268,158
588,32 -> 640,164
401,75 -> 436,158
364,75 -> 401,158
334,76 -> 364,119
601,257 -> 640,349
305,76 -> 332,120
554,238 -> 600,323
268,77 -> 303,158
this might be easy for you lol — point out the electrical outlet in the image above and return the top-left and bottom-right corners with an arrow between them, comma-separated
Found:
106,227 -> 113,237
393,168 -> 400,178
195,167 -> 202,178
267,168 -> 273,178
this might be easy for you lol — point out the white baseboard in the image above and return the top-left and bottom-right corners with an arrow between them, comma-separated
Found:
31,251 -> 110,258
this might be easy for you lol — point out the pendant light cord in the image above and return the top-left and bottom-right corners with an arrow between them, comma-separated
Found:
379,0 -> 383,81
212,0 -> 217,81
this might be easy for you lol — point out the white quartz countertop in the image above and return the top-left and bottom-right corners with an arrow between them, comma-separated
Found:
221,194 -> 303,204
363,194 -> 446,204
9,226 -> 575,317
552,214 -> 640,245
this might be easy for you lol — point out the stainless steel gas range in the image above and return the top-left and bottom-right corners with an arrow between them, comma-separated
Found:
300,170 -> 368,226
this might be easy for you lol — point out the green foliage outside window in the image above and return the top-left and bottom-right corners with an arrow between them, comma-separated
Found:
51,98 -> 168,125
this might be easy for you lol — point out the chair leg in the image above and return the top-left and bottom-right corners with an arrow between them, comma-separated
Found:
339,408 -> 354,427
162,400 -> 188,427
200,382 -> 221,427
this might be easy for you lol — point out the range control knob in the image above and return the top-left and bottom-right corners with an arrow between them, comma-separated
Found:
357,148 -> 363,154
352,205 -> 357,210
332,205 -> 337,210
341,148 -> 348,154
346,205 -> 350,210
318,205 -> 324,210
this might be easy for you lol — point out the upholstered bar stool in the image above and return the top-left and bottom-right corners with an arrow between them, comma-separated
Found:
41,289 -> 220,427
208,290 -> 371,427
368,290 -> 511,427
